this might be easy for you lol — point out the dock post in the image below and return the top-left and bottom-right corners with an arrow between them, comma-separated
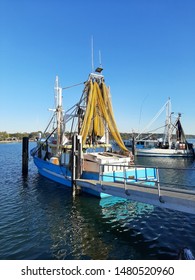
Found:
22,137 -> 29,175
71,134 -> 82,196
156,168 -> 164,203
132,136 -> 135,156
71,134 -> 76,196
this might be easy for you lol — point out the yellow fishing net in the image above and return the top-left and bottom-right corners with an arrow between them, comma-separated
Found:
80,80 -> 128,152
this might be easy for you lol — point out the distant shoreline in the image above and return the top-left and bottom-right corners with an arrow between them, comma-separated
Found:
0,140 -> 35,144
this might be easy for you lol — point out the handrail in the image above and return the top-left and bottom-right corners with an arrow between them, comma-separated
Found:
98,163 -> 195,203
99,163 -> 159,196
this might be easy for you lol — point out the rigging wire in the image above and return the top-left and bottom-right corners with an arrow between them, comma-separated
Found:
62,82 -> 84,90
31,127 -> 57,156
137,125 -> 166,141
136,99 -> 170,140
44,115 -> 55,135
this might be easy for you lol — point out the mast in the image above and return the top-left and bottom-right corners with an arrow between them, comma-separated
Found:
55,76 -> 63,154
163,98 -> 172,147
167,98 -> 172,148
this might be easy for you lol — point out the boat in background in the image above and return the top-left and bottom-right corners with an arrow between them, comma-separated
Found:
123,139 -> 132,148
31,67 -> 157,198
135,98 -> 194,157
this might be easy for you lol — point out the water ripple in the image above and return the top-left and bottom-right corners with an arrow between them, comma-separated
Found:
1,143 -> 195,259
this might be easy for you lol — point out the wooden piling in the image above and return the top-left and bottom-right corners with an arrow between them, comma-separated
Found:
71,134 -> 77,195
22,137 -> 29,175
132,136 -> 135,156
71,134 -> 82,196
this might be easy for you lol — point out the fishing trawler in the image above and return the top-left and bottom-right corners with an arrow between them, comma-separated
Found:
135,99 -> 194,157
31,67 -> 157,197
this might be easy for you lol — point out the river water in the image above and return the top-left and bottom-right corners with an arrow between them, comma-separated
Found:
0,142 -> 195,260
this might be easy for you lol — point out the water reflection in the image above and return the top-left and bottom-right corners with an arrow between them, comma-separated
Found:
135,156 -> 195,190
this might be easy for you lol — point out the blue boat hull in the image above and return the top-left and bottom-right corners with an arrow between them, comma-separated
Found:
33,156 -> 109,198
32,152 -> 157,200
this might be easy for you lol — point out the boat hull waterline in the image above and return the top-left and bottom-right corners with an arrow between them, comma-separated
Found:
136,148 -> 194,157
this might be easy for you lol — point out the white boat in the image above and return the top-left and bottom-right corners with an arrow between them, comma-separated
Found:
135,99 -> 194,157
31,67 -> 157,197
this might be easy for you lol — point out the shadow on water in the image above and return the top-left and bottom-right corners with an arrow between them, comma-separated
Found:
74,194 -> 193,260
28,183 -> 155,260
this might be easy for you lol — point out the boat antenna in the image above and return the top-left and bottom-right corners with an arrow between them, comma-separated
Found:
95,50 -> 103,73
99,50 -> 102,67
91,35 -> 94,72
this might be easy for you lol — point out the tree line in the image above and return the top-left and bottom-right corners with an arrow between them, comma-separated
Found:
0,131 -> 41,141
1,131 -> 194,142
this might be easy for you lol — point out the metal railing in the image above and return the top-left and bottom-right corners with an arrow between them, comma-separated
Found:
98,164 -> 195,202
99,164 -> 158,188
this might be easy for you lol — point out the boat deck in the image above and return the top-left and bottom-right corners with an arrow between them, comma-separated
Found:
76,179 -> 195,215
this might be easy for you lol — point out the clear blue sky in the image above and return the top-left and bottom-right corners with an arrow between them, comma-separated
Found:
1,0 -> 195,134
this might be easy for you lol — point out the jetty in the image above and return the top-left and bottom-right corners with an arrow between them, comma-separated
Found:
76,165 -> 195,215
